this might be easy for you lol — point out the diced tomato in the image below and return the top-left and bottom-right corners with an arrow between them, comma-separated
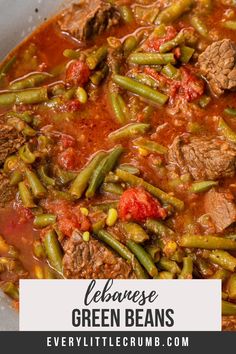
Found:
60,135 -> 76,149
146,26 -> 177,52
118,187 -> 167,222
45,200 -> 91,237
57,147 -> 80,171
66,60 -> 91,86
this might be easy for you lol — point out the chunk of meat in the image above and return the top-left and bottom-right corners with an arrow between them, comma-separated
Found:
204,189 -> 236,232
198,39 -> 236,96
168,136 -> 236,181
63,232 -> 135,279
58,0 -> 120,41
118,187 -> 167,222
0,124 -> 25,166
222,316 -> 236,331
0,174 -> 17,208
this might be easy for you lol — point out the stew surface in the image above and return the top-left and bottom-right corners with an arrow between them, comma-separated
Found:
1,0 -> 236,330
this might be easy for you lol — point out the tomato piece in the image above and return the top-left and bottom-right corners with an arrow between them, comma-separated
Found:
146,26 -> 177,52
57,147 -> 79,171
66,60 -> 91,86
118,188 -> 167,222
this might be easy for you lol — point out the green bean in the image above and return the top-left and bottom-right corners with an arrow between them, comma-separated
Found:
116,169 -> 184,211
123,36 -> 138,56
109,123 -> 150,141
155,0 -> 194,24
10,72 -> 51,90
86,46 -> 108,70
96,230 -> 148,279
109,93 -> 127,125
134,137 -> 167,154
34,214 -> 56,229
198,95 -> 211,108
54,167 -> 76,186
76,87 -> 88,104
0,55 -> 16,82
0,235 -> 10,254
0,87 -> 48,106
23,125 -> 36,137
33,240 -> 46,259
10,170 -> 23,186
117,94 -> 130,121
126,240 -> 158,277
178,256 -> 193,279
159,257 -> 181,274
162,63 -> 179,78
160,31 -> 186,53
218,118 -> 236,142
7,110 -> 33,124
128,52 -> 176,65
104,172 -> 121,183
3,282 -> 19,300
190,16 -> 208,37
145,245 -> 161,263
90,64 -> 109,86
179,235 -> 236,250
70,151 -> 107,199
180,46 -> 195,63
130,73 -> 159,89
222,300 -> 236,315
25,169 -> 47,198
18,181 -> 36,208
208,250 -> 236,272
223,21 -> 236,30
101,182 -> 124,195
189,181 -> 218,193
86,146 -> 124,198
119,5 -> 134,23
44,230 -> 63,274
195,257 -> 214,277
38,165 -> 55,187
123,223 -> 149,243
134,4 -> 159,25
228,274 -> 236,300
224,107 -> 236,116
63,49 -> 81,59
92,201 -> 119,212
118,164 -> 140,175
145,218 -> 175,238
211,269 -> 230,281
113,75 -> 168,105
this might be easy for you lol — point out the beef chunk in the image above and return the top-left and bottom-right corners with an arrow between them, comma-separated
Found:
58,0 -> 120,41
63,232 -> 136,279
0,124 -> 25,166
222,316 -> 236,331
198,39 -> 236,96
0,174 -> 17,208
204,189 -> 236,232
168,136 -> 236,181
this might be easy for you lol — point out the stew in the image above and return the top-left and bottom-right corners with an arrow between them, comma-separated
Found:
1,0 -> 236,330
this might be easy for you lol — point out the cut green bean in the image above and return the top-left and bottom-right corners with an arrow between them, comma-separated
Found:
3,282 -> 19,300
155,0 -> 194,24
96,230 -> 148,279
218,117 -> 236,143
128,52 -> 176,65
223,21 -> 236,30
70,151 -> 107,199
109,92 -> 127,125
116,169 -> 184,211
38,166 -> 55,187
90,64 -> 109,86
208,250 -> 236,272
211,269 -> 230,281
109,123 -> 150,141
86,46 -> 108,70
86,146 -> 124,198
180,46 -> 195,63
198,95 -> 211,108
123,222 -> 149,243
179,235 -> 236,250
0,87 -> 48,106
159,257 -> 181,275
228,274 -> 236,300
0,55 -> 16,82
130,72 -> 160,89
25,169 -> 47,198
33,214 -> 56,229
162,63 -> 179,78
33,240 -> 46,259
224,107 -> 236,116
76,87 -> 88,104
126,239 -> 158,277
222,300 -> 236,315
10,72 -> 51,90
145,219 -> 175,238
118,164 -> 140,175
155,271 -> 174,279
123,36 -> 138,56
113,75 -> 168,105
10,170 -> 23,186
190,16 -> 208,37
189,181 -> 218,193
119,5 -> 134,23
44,230 -> 63,274
133,137 -> 167,154
63,49 -> 81,59
101,182 -> 124,195
178,256 -> 193,279
18,181 -> 36,208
